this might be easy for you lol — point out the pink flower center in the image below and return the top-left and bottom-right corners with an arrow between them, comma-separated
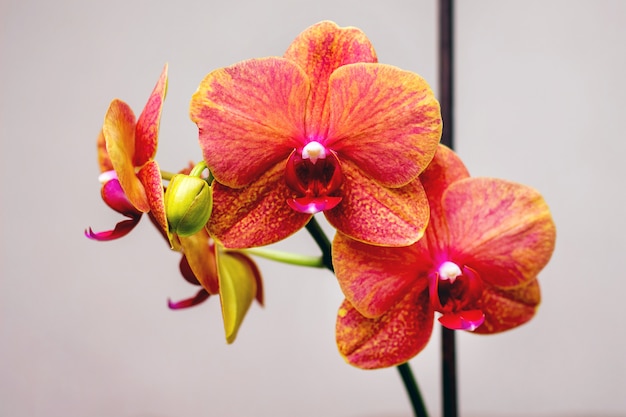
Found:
285,141 -> 343,214
429,261 -> 485,331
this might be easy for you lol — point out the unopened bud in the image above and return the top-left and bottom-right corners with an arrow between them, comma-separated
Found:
164,174 -> 213,236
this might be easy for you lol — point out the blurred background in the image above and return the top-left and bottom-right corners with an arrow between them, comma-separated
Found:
1,0 -> 625,416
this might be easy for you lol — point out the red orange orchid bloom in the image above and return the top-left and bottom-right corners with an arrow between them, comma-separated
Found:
86,64 -> 169,240
333,145 -> 556,369
190,21 -> 441,248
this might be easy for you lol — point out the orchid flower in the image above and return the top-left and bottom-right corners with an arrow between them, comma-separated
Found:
333,145 -> 556,369
169,227 -> 264,343
86,64 -> 169,240
189,21 -> 441,248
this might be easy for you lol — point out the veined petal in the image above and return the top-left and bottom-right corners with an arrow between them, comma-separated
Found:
325,160 -> 429,246
217,250 -> 259,343
207,163 -> 311,248
97,130 -> 113,173
333,232 -> 429,318
336,289 -> 433,369
326,63 -> 441,187
283,20 -> 377,138
444,178 -> 556,287
475,278 -> 541,334
134,63 -> 168,166
178,230 -> 219,294
137,160 -> 168,240
190,58 -> 308,188
419,144 -> 470,254
103,99 -> 150,212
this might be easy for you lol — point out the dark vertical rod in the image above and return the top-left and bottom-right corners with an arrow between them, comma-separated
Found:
438,1 -> 458,417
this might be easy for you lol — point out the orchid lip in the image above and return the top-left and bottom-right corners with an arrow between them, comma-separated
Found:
287,196 -> 342,214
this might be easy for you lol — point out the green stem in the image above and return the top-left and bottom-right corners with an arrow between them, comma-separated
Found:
160,170 -> 176,181
397,363 -> 430,417
303,216 -> 429,417
189,161 -> 207,177
240,247 -> 325,268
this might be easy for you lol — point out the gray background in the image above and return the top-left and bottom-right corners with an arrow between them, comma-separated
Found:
1,0 -> 625,416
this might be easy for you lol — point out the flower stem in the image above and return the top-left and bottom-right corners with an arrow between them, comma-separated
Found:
304,216 -> 429,417
441,327 -> 457,417
397,363 -> 429,417
240,247 -> 325,268
304,216 -> 333,272
160,170 -> 176,181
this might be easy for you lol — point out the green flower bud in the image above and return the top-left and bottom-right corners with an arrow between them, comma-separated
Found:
164,174 -> 213,237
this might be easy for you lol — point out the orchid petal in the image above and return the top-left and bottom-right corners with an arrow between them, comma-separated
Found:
208,163 -> 311,248
443,178 -> 556,287
167,289 -> 210,310
179,255 -> 201,286
97,130 -> 113,173
190,58 -> 308,188
103,99 -> 150,212
137,160 -> 168,239
283,20 -> 377,138
134,63 -> 168,166
217,250 -> 259,343
475,278 -> 541,334
100,179 -> 142,217
325,160 -> 429,246
438,310 -> 485,331
178,230 -> 219,294
336,289 -> 433,369
333,232 -> 429,318
326,63 -> 441,187
418,144 -> 470,254
84,218 -> 140,241
223,251 -> 264,306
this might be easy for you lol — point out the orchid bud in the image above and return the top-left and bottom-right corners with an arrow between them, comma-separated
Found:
164,174 -> 212,237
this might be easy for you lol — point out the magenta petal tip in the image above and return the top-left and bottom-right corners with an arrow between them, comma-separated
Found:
438,310 -> 485,331
167,289 -> 211,310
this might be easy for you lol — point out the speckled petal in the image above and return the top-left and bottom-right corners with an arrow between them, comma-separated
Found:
326,63 -> 441,187
103,99 -> 149,212
190,58 -> 308,188
283,21 -> 377,138
137,160 -> 168,238
134,63 -> 168,166
333,232 -> 430,318
325,160 -> 429,246
207,163 -> 311,248
475,278 -> 541,334
97,130 -> 113,173
336,289 -> 434,369
444,178 -> 556,288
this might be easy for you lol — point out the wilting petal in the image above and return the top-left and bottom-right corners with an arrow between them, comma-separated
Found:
336,289 -> 433,369
190,58 -> 308,188
137,160 -> 168,238
444,178 -> 556,288
333,232 -> 429,318
326,63 -> 441,187
208,163 -> 311,248
168,289 -> 210,310
217,251 -> 259,343
103,99 -> 150,212
178,230 -> 219,294
134,63 -> 168,166
475,278 -> 541,334
325,160 -> 429,246
283,20 -> 377,138
84,218 -> 140,241
224,251 -> 264,306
